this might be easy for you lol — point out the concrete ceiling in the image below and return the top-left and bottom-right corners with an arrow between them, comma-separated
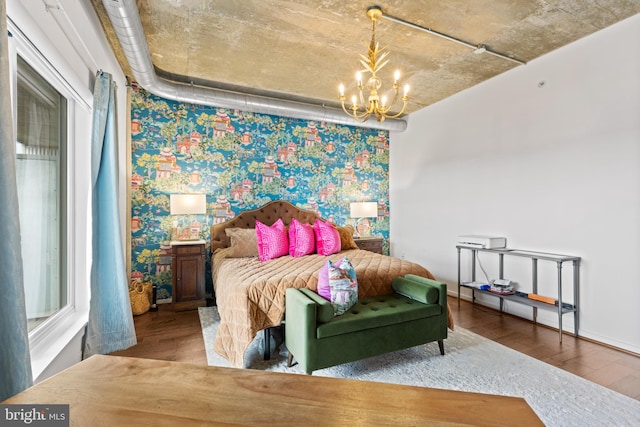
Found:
91,0 -> 640,116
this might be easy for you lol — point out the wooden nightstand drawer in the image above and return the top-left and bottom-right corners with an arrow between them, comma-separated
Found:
174,244 -> 205,255
354,238 -> 383,254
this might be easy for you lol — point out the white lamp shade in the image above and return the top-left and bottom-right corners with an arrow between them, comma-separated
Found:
170,194 -> 207,215
350,202 -> 378,218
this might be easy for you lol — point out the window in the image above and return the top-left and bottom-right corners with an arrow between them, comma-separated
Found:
15,56 -> 68,332
8,4 -> 96,381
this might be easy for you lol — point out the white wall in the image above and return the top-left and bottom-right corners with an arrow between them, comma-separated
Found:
390,14 -> 640,354
8,0 -> 129,381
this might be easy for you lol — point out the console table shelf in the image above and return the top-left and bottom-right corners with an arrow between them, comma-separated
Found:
456,246 -> 580,342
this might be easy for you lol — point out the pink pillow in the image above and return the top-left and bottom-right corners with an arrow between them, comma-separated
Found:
288,218 -> 315,257
313,219 -> 341,256
255,219 -> 289,261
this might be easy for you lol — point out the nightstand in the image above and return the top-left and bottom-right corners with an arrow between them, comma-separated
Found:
171,240 -> 206,309
354,237 -> 383,254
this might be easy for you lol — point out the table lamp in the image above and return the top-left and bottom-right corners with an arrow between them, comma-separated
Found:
350,201 -> 378,238
170,193 -> 207,240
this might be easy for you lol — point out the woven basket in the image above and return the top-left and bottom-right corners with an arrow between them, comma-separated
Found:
129,282 -> 152,315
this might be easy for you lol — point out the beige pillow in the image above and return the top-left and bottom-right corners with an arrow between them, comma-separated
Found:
337,225 -> 358,250
225,228 -> 258,257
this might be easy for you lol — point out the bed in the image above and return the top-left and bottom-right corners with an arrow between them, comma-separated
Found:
210,200 -> 452,368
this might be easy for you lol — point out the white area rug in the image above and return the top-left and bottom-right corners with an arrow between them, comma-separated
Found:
199,306 -> 640,426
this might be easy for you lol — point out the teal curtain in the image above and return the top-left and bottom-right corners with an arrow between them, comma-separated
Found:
83,71 -> 136,357
0,1 -> 33,400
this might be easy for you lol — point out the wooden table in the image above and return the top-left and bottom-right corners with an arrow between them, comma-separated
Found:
3,355 -> 543,426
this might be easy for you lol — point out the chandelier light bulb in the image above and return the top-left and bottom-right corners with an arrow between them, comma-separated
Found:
339,84 -> 345,96
351,94 -> 358,107
404,84 -> 410,96
394,70 -> 400,83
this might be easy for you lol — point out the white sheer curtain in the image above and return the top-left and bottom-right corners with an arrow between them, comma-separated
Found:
16,154 -> 59,319
15,69 -> 61,323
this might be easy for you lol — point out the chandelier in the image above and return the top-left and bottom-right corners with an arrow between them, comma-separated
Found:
339,5 -> 409,122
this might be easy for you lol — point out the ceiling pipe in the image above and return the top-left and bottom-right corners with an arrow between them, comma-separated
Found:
101,0 -> 407,132
381,13 -> 527,66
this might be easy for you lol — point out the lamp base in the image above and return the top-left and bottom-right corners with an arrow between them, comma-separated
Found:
173,227 -> 201,241
355,217 -> 372,238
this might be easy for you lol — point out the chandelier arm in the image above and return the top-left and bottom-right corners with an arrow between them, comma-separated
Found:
341,99 -> 371,122
377,98 -> 408,119
351,108 -> 372,122
381,86 -> 400,112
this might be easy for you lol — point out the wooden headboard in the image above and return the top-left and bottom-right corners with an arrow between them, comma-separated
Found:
210,200 -> 320,252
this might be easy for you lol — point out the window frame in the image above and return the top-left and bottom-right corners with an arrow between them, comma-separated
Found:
8,19 -> 90,381
16,54 -> 68,331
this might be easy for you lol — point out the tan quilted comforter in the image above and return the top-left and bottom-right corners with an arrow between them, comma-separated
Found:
212,248 -> 452,368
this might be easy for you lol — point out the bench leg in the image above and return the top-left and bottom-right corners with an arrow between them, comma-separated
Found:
438,340 -> 445,356
287,352 -> 294,367
263,328 -> 270,360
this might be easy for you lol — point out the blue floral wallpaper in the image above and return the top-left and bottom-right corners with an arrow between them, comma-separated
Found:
130,88 -> 390,300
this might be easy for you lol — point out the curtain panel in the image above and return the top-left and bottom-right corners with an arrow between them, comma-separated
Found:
0,0 -> 33,401
83,71 -> 136,357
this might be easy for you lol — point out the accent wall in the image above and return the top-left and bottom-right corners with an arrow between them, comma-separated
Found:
130,88 -> 390,300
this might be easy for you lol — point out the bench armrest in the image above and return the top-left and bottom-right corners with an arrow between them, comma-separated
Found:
286,288 -> 316,326
401,275 -> 449,336
285,288 -> 321,368
392,276 -> 443,305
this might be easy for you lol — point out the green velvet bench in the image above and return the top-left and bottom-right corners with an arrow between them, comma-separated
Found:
285,274 -> 448,374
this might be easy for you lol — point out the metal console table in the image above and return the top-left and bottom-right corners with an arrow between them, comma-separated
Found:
456,245 -> 581,342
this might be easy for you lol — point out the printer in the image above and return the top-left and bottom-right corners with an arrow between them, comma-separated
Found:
457,235 -> 507,249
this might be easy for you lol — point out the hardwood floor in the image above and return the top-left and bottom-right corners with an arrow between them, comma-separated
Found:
111,296 -> 640,401
110,305 -> 208,366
